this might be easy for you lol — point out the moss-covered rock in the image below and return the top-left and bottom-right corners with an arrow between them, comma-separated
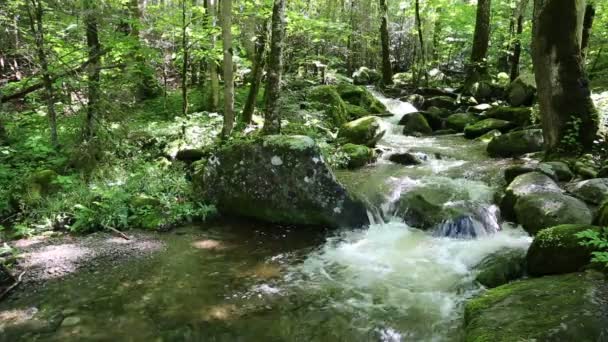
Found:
446,113 -> 479,132
542,161 -> 573,182
308,86 -> 349,127
595,200 -> 608,226
336,84 -> 387,115
514,192 -> 592,235
340,143 -> 375,169
337,116 -> 386,147
500,172 -> 561,220
344,103 -> 369,119
464,271 -> 608,342
421,96 -> 457,111
194,135 -> 369,228
526,224 -> 601,276
565,178 -> 608,205
352,67 -> 381,85
388,152 -> 423,166
486,129 -> 544,158
464,119 -> 515,139
471,81 -> 494,102
484,106 -> 532,127
474,248 -> 527,288
475,129 -> 501,143
503,163 -> 558,184
129,194 -> 163,230
400,112 -> 433,136
507,73 -> 537,107
418,111 -> 444,131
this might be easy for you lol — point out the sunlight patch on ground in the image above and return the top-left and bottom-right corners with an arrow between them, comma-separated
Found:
191,239 -> 226,250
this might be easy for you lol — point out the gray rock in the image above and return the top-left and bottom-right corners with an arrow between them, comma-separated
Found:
565,178 -> 608,205
500,172 -> 561,220
514,192 -> 592,235
487,129 -> 544,158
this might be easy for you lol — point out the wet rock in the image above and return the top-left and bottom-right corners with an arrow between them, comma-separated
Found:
542,161 -> 573,181
194,135 -> 369,228
507,73 -> 536,106
475,129 -> 501,143
388,152 -> 422,166
338,116 -> 386,147
503,163 -> 558,184
565,178 -> 608,205
474,247 -> 526,288
414,87 -> 458,98
400,112 -> 432,136
400,94 -> 425,109
352,67 -> 381,85
471,81 -> 493,102
445,113 -> 479,132
464,119 -> 515,139
500,172 -> 561,220
468,103 -> 492,113
464,271 -> 608,342
514,192 -> 592,235
417,111 -> 444,131
432,129 -> 457,136
392,72 -> 412,86
61,316 -> 82,327
484,106 -> 532,127
526,224 -> 601,276
421,96 -> 457,111
486,129 -> 544,158
340,143 -> 375,169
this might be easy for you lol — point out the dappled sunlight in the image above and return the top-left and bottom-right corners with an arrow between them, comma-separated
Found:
191,239 -> 227,251
201,304 -> 239,321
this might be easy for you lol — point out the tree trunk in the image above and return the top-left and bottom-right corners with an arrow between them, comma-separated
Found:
464,0 -> 491,92
241,20 -> 269,125
220,0 -> 235,137
208,0 -> 220,111
83,0 -> 101,140
415,0 -> 428,85
581,4 -> 595,61
181,0 -> 189,116
509,0 -> 528,81
379,0 -> 393,85
0,117 -> 7,145
262,0 -> 286,135
27,0 -> 58,147
532,0 -> 597,155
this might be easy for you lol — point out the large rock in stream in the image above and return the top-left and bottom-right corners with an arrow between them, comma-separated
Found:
487,129 -> 544,157
194,135 -> 369,228
464,271 -> 608,342
337,116 -> 386,147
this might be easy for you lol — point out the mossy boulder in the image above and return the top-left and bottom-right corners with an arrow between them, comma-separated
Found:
595,200 -> 608,226
503,163 -> 558,184
336,84 -> 387,115
352,67 -> 381,85
388,152 -> 423,166
526,224 -> 601,276
514,192 -> 593,235
194,135 -> 369,228
471,81 -> 494,102
475,129 -> 501,143
418,111 -> 444,131
486,129 -> 544,158
421,96 -> 457,111
308,86 -> 349,127
340,143 -> 375,169
464,271 -> 608,342
565,178 -> 608,205
463,119 -> 515,139
500,172 -> 561,220
337,116 -> 386,147
507,73 -> 536,106
400,112 -> 433,136
344,103 -> 369,119
446,113 -> 479,132
543,161 -> 574,181
474,248 -> 527,288
484,106 -> 532,127
129,194 -> 164,230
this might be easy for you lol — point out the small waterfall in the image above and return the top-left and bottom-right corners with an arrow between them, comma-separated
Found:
433,205 -> 501,239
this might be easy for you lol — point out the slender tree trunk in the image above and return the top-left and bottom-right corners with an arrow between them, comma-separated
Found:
509,0 -> 528,81
242,20 -> 269,125
262,0 -> 286,135
0,117 -> 7,145
463,0 -> 491,92
581,4 -> 595,61
532,0 -> 597,155
415,0 -> 428,85
220,0 -> 235,137
27,0 -> 58,147
181,0 -> 189,116
208,0 -> 220,111
346,0 -> 356,76
83,0 -> 101,140
379,0 -> 393,85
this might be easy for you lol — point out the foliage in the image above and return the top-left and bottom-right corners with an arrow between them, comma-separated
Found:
576,227 -> 608,267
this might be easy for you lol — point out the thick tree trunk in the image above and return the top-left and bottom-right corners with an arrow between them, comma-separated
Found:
220,0 -> 235,137
83,0 -> 101,139
27,0 -> 58,147
262,0 -> 286,135
379,0 -> 393,85
581,4 -> 595,61
241,20 -> 269,125
509,0 -> 528,81
464,0 -> 491,91
532,0 -> 598,155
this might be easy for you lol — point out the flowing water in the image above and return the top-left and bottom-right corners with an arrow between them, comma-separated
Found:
0,92 -> 532,341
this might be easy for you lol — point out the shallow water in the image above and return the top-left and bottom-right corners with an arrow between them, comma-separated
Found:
0,92 -> 532,341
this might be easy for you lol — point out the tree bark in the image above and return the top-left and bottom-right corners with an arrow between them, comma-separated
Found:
208,0 -> 220,112
83,0 -> 101,140
415,0 -> 428,85
581,4 -> 595,61
464,0 -> 491,91
26,0 -> 58,147
509,0 -> 528,81
379,0 -> 393,85
532,0 -> 598,155
262,0 -> 286,135
220,0 -> 235,137
241,20 -> 269,125
181,0 -> 189,116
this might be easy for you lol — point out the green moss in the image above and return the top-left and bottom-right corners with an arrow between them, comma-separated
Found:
595,200 -> 608,226
339,143 -> 374,169
445,113 -> 479,132
336,84 -> 387,115
474,248 -> 526,288
486,129 -> 544,157
337,116 -> 384,147
308,86 -> 349,127
485,106 -> 532,126
344,103 -> 369,119
514,192 -> 592,235
401,112 -> 433,135
464,119 -> 514,139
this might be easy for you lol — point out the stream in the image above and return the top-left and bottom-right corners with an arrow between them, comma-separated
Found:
0,92 -> 532,341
